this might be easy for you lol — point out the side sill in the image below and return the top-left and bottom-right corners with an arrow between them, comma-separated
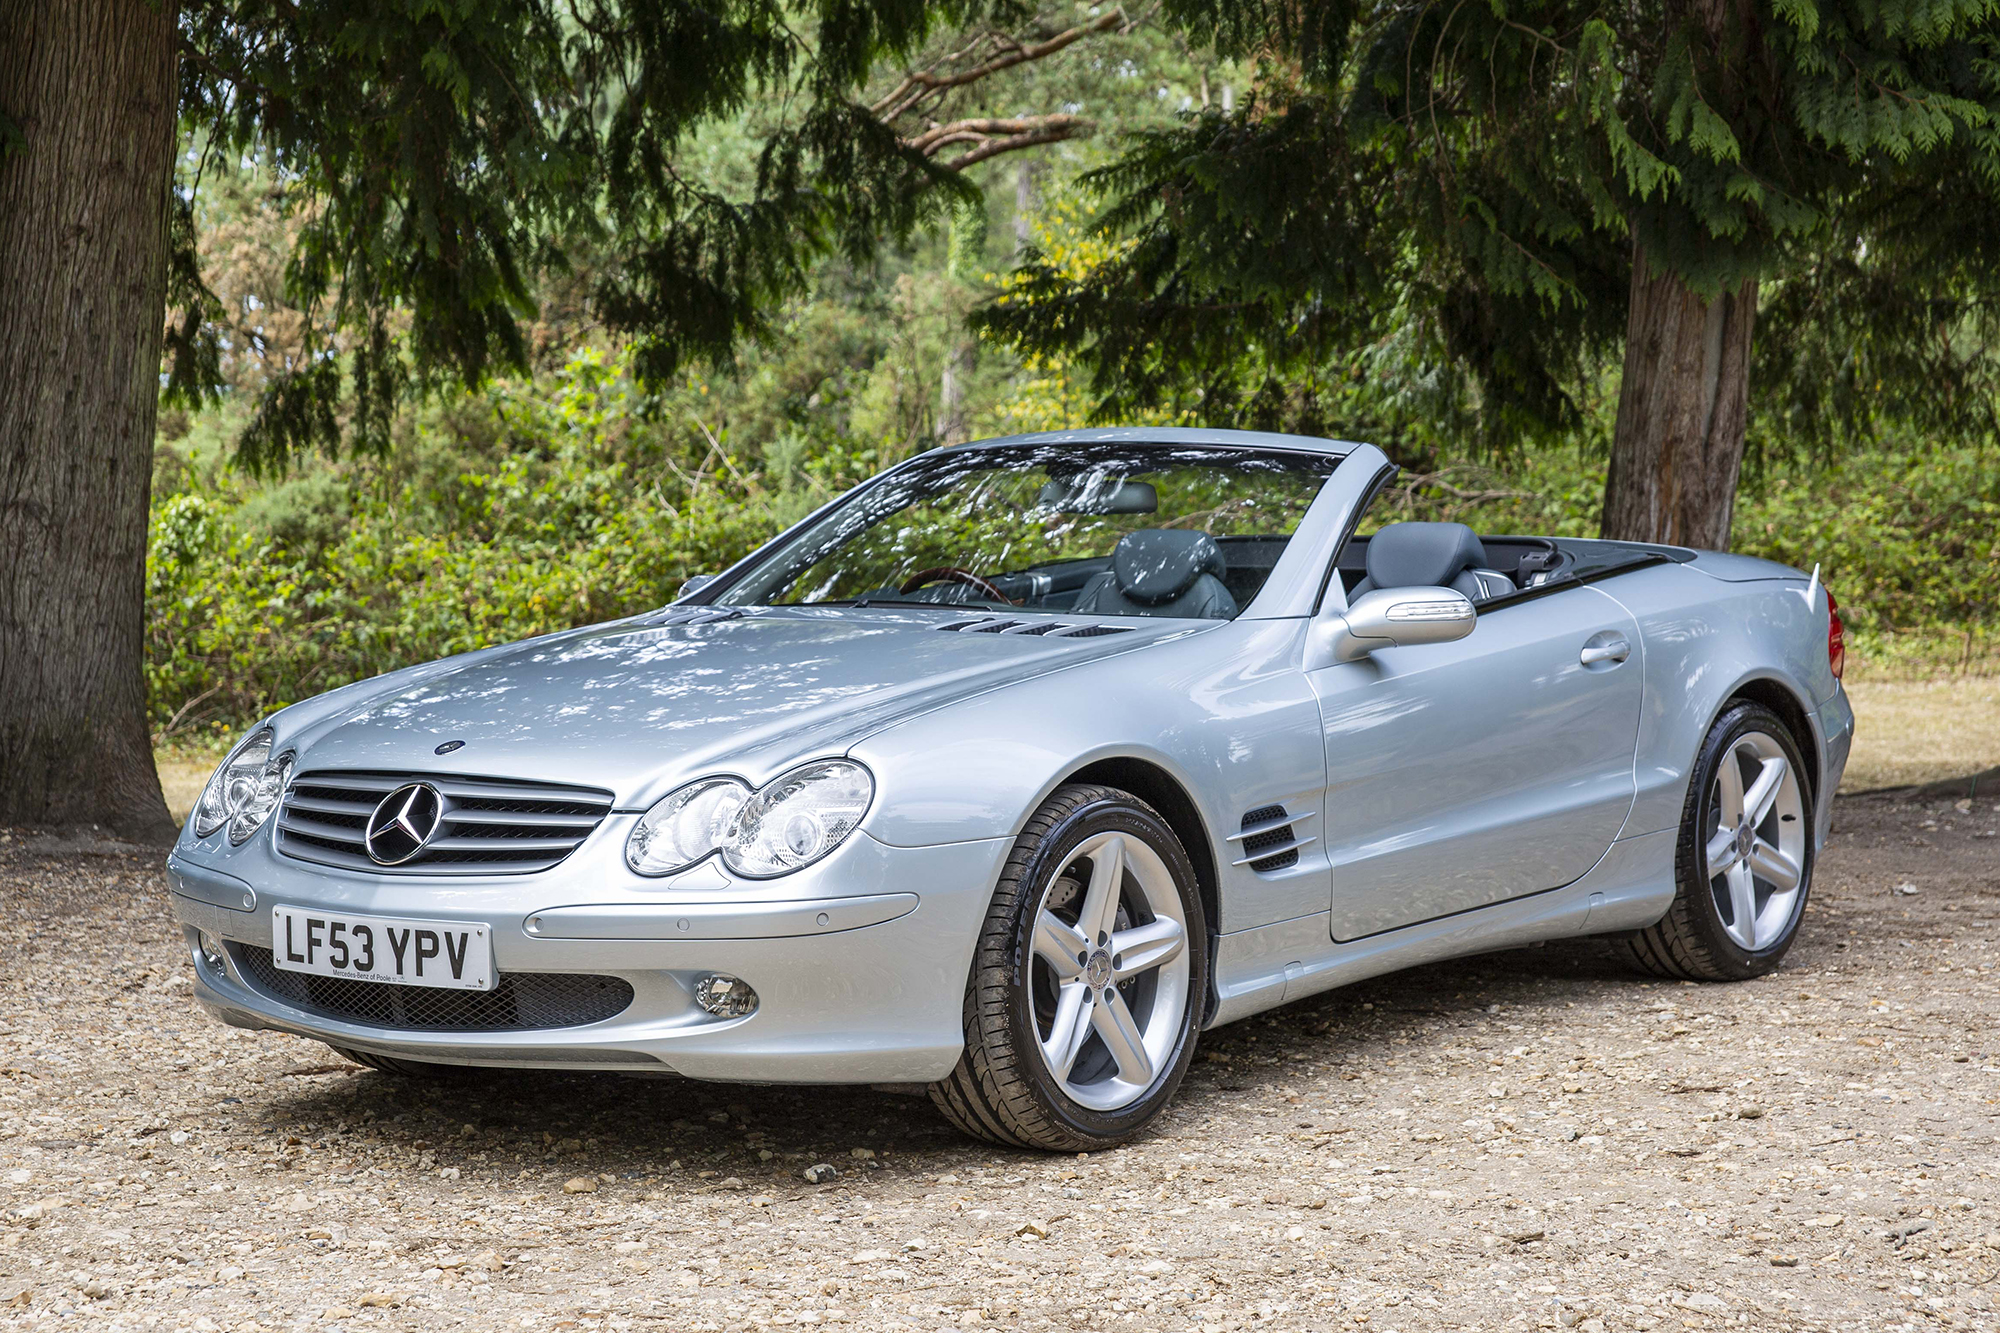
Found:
1207,828 -> 1676,1028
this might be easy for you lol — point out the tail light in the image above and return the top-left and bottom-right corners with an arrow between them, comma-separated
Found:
1826,589 -> 1846,680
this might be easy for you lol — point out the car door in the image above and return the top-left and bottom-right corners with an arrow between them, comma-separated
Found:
1306,584 -> 1642,941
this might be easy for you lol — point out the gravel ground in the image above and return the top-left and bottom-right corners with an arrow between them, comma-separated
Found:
3,785 -> 1997,1333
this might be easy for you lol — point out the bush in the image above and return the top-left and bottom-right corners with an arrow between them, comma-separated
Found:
147,350 -> 797,741
148,347 -> 1997,745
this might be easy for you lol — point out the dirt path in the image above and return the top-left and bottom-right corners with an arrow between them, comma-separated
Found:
3,788 -> 1997,1333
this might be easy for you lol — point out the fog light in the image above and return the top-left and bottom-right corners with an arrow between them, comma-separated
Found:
694,974 -> 758,1018
196,930 -> 226,974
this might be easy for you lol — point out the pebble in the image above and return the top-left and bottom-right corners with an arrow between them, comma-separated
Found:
1,795 -> 1992,1331
562,1176 -> 598,1194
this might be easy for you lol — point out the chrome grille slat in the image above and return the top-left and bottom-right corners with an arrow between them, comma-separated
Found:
424,834 -> 591,854
1225,809 -> 1319,842
276,770 -> 613,875
437,808 -> 602,829
1230,833 -> 1317,867
283,794 -> 379,818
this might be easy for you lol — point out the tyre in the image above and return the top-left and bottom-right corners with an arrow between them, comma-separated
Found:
931,784 -> 1209,1152
1620,701 -> 1815,981
326,1045 -> 471,1079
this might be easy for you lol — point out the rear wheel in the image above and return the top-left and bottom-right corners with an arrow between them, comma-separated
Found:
1621,702 -> 1814,980
930,784 -> 1209,1151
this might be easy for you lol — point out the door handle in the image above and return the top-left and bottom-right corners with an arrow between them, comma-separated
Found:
1580,634 -> 1631,667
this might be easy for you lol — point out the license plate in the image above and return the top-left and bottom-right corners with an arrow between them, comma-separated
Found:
270,907 -> 493,991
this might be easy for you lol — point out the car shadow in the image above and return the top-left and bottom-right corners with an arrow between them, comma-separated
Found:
255,934 -> 1661,1182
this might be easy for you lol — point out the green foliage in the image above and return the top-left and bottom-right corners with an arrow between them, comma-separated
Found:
168,2 -> 1229,476
146,348 -> 793,740
1362,436 -> 2000,675
143,4 -> 1995,743
979,0 -> 2000,458
172,0 -> 1014,473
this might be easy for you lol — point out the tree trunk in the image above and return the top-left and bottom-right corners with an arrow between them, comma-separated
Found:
1013,159 -> 1037,255
938,341 -> 975,446
0,0 -> 179,839
1601,243 -> 1757,550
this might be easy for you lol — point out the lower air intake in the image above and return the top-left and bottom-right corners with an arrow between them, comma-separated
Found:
232,946 -> 633,1031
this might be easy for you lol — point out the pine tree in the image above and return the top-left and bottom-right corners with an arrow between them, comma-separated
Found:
978,0 -> 2000,547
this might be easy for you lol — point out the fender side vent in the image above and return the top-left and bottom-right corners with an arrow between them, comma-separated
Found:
1230,803 -> 1318,873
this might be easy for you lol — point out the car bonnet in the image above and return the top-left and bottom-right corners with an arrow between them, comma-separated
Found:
277,608 -> 1198,807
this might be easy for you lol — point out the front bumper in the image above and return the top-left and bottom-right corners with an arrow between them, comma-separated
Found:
168,824 -> 1010,1084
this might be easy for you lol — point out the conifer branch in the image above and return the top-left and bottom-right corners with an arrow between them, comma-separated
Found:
869,9 -> 1127,122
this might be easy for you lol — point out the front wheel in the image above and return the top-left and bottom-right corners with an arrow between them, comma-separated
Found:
1620,701 -> 1815,980
930,784 -> 1209,1151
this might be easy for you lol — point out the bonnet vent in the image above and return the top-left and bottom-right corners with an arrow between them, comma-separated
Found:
936,618 -> 1135,638
1229,803 -> 1318,873
647,608 -> 744,627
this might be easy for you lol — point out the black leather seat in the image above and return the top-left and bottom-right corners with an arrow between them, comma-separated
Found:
1072,530 -> 1239,620
1352,522 -> 1515,601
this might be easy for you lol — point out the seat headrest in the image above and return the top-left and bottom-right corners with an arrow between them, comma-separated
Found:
1113,530 -> 1227,604
1364,522 -> 1489,590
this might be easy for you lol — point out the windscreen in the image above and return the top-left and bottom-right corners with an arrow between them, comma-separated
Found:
714,444 -> 1338,619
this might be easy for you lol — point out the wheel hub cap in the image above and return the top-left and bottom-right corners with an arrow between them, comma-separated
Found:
1735,820 -> 1755,863
1083,949 -> 1113,989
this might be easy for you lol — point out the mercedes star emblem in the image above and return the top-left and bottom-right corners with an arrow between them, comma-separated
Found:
363,782 -> 444,865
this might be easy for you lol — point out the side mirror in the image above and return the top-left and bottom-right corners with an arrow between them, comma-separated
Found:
679,573 -> 717,599
1309,586 -> 1476,666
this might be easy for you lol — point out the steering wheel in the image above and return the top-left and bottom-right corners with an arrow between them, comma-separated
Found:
898,566 -> 1017,605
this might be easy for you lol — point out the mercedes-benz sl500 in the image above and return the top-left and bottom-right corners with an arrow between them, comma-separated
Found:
169,429 -> 1852,1150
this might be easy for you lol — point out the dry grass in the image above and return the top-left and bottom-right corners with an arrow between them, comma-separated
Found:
156,754 -> 215,826
1840,677 -> 2000,792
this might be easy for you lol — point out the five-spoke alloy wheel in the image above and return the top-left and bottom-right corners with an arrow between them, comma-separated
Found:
932,784 -> 1209,1150
1622,701 -> 1816,981
1701,728 -> 1808,952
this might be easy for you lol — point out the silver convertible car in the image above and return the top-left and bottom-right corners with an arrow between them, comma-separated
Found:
170,429 -> 1854,1150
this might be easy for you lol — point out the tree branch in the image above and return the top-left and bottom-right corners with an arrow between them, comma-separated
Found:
939,124 -> 1091,170
905,114 -> 1088,156
869,9 -> 1126,122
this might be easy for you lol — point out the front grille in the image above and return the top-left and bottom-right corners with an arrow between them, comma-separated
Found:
233,946 -> 634,1031
276,770 -> 613,875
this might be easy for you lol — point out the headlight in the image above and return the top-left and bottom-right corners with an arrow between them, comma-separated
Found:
192,728 -> 292,844
625,760 -> 873,879
625,777 -> 750,876
725,760 -> 874,877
